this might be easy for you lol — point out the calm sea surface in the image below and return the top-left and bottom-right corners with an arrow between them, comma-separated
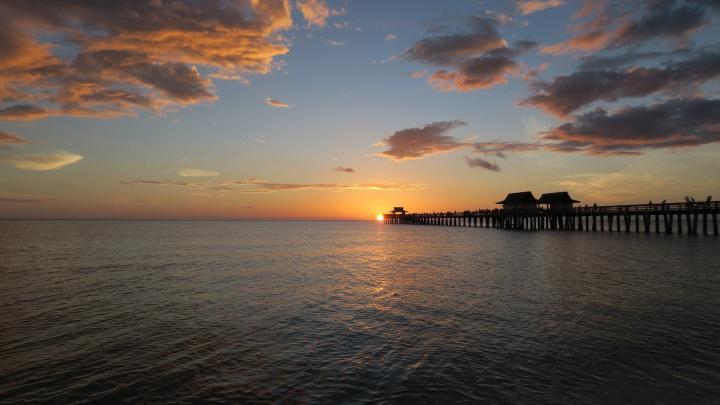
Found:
1,220 -> 719,404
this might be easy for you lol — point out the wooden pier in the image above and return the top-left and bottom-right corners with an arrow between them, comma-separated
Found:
383,199 -> 720,236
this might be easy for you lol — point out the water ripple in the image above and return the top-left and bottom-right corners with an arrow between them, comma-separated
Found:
1,220 -> 719,403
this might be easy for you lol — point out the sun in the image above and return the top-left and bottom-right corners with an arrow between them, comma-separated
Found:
376,214 -> 384,222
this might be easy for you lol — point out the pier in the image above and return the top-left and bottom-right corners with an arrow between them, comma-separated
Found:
383,192 -> 719,236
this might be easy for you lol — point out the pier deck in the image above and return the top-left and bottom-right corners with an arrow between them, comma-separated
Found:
383,201 -> 720,235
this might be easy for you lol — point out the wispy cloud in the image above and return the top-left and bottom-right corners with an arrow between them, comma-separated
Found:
0,150 -> 83,171
334,21 -> 350,29
333,166 -> 355,173
0,196 -> 54,203
385,33 -> 397,41
325,40 -> 345,47
265,97 -> 292,108
465,156 -> 500,171
517,0 -> 566,15
0,130 -> 29,145
177,168 -> 219,177
124,178 -> 421,193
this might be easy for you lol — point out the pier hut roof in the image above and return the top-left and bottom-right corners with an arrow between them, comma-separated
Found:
538,192 -> 580,204
496,191 -> 538,204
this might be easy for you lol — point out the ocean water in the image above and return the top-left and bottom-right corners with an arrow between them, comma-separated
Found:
1,220 -> 719,403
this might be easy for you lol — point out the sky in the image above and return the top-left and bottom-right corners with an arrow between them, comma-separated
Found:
1,0 -> 719,220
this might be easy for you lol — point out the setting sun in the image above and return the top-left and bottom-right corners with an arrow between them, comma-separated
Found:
376,214 -> 384,222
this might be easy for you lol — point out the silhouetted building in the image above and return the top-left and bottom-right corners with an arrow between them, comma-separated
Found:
538,192 -> 580,213
496,191 -> 538,213
391,207 -> 407,215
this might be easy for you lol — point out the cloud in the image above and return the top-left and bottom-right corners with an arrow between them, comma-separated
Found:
385,33 -> 398,41
0,150 -> 83,170
0,0 -> 294,121
474,141 -> 542,157
523,62 -> 549,80
541,0 -> 719,55
333,166 -> 355,173
405,17 -> 507,65
466,141 -> 542,170
377,120 -> 467,160
520,50 -> 720,116
575,50 -> 683,70
325,40 -> 345,47
297,0 -> 330,28
410,70 -> 428,79
0,130 -> 28,145
611,1 -> 712,47
0,105 -> 54,121
428,42 -> 537,91
375,121 -> 543,169
405,17 -> 535,92
177,168 -> 219,177
465,156 -> 500,171
265,97 -> 291,108
541,98 -> 720,155
540,31 -> 612,54
0,196 -> 53,203
124,178 -> 421,193
517,0 -> 566,15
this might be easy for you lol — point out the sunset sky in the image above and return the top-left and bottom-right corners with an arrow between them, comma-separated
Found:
1,0 -> 719,219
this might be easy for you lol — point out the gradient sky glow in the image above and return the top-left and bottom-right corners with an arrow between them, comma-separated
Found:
1,0 -> 719,219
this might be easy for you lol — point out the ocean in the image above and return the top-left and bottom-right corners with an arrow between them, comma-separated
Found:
1,220 -> 719,403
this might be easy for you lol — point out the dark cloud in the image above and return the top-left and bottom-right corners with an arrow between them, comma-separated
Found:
376,121 -> 544,170
520,50 -> 720,116
405,17 -> 506,65
465,157 -> 500,171
377,120 -> 467,160
542,0 -> 719,54
0,105 -> 52,121
542,98 -> 720,155
0,0 -> 293,120
611,1 -> 711,47
429,42 -> 537,91
576,49 -> 688,70
72,50 -> 214,103
333,166 -> 355,173
406,16 -> 535,92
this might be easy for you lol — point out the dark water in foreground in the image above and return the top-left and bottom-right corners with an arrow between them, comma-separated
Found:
1,220 -> 719,404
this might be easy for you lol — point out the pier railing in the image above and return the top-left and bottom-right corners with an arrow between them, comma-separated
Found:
383,200 -> 720,235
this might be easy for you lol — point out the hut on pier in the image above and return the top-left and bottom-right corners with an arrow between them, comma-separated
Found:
496,191 -> 538,213
538,191 -> 580,213
391,207 -> 407,215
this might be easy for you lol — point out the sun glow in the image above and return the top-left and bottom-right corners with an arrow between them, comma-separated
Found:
376,214 -> 384,222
